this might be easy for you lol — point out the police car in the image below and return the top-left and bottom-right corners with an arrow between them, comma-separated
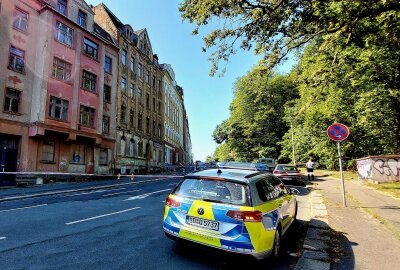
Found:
163,166 -> 299,259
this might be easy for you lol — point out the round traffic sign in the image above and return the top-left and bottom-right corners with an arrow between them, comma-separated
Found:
327,123 -> 349,141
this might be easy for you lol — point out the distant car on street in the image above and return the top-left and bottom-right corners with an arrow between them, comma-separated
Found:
273,164 -> 306,187
163,167 -> 299,260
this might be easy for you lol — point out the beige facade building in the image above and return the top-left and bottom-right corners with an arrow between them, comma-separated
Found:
93,3 -> 164,174
161,64 -> 184,165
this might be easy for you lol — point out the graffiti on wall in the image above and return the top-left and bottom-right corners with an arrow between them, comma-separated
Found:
357,159 -> 372,179
374,159 -> 400,176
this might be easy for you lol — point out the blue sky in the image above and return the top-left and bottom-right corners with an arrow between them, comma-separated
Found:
87,0 -> 291,161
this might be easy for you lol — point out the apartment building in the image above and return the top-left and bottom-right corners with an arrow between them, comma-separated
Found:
0,0 -> 118,183
93,3 -> 164,174
161,64 -> 184,165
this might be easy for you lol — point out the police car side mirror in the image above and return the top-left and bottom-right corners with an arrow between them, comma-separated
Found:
290,188 -> 300,195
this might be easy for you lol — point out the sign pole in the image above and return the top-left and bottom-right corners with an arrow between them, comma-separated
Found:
337,141 -> 347,207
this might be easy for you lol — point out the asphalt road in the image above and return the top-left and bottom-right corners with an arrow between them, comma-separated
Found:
0,178 -> 309,270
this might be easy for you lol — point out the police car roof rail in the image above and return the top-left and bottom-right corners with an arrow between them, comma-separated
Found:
217,161 -> 267,172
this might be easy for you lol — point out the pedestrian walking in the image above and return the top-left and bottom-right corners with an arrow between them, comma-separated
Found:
306,159 -> 315,181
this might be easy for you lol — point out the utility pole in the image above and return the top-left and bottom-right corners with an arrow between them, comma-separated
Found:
291,122 -> 296,165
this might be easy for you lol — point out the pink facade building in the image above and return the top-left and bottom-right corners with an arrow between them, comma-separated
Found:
0,0 -> 118,184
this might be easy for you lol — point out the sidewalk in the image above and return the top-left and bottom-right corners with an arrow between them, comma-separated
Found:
315,177 -> 400,270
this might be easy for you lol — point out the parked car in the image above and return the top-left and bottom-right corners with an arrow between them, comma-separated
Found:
273,164 -> 306,186
258,157 -> 276,172
163,168 -> 299,260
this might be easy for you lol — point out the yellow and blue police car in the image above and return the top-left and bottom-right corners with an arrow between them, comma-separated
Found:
163,166 -> 298,259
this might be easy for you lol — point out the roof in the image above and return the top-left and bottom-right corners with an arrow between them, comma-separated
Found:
187,168 -> 269,183
98,3 -> 123,28
93,23 -> 116,46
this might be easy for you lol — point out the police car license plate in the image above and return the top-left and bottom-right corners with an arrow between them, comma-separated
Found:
186,216 -> 219,231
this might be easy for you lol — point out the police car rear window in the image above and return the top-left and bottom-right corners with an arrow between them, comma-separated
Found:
173,178 -> 251,206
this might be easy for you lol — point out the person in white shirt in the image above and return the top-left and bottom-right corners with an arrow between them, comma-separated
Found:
306,159 -> 315,181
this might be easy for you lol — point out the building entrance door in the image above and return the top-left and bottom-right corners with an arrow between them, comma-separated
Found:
0,135 -> 19,185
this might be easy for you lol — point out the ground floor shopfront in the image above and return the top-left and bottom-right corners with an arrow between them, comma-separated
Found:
114,131 -> 164,174
0,120 -> 114,185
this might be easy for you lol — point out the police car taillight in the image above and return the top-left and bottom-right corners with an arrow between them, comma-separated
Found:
226,210 -> 262,222
166,197 -> 180,207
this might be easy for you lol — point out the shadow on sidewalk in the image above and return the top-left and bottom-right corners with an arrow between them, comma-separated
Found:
307,218 -> 356,270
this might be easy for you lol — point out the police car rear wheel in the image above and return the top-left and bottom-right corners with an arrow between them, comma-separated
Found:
273,229 -> 281,258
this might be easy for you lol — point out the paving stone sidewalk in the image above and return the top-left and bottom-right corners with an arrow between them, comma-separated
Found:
315,177 -> 400,270
295,190 -> 331,270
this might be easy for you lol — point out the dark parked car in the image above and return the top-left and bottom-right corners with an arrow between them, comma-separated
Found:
273,164 -> 306,186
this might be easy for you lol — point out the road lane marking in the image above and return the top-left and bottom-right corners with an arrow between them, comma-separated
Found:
66,207 -> 141,225
124,189 -> 172,201
61,188 -> 127,197
0,237 -> 6,240
102,190 -> 140,197
0,204 -> 48,213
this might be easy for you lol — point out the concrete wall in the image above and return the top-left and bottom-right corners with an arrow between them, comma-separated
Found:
357,155 -> 400,183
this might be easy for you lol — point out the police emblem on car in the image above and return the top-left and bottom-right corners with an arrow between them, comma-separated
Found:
163,163 -> 298,260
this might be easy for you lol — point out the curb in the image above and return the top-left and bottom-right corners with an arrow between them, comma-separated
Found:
295,190 -> 331,270
0,176 -> 183,203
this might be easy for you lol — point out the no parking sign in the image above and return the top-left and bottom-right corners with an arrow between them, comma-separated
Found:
327,123 -> 349,207
327,123 -> 350,141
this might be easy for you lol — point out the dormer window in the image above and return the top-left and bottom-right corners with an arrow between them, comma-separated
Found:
77,10 -> 87,28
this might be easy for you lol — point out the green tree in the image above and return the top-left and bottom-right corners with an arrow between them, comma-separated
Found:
213,68 -> 297,161
180,0 -> 400,75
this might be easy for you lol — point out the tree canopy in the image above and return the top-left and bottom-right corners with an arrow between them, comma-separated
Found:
180,0 -> 400,75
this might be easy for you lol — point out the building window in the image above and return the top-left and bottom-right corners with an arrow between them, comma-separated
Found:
4,88 -> 20,113
121,77 -> 126,94
129,83 -> 135,98
158,124 -> 161,138
105,55 -> 112,73
138,141 -> 143,157
130,56 -> 135,71
77,10 -> 87,28
158,101 -> 161,115
49,96 -> 68,120
83,37 -> 98,59
99,149 -> 108,165
120,105 -> 126,124
129,109 -> 134,128
102,115 -> 110,134
138,112 -> 142,130
152,75 -> 156,87
122,49 -> 127,65
79,105 -> 95,127
153,97 -> 156,111
153,120 -> 156,136
120,137 -> 126,156
146,93 -> 150,109
138,63 -> 142,78
55,21 -> 73,47
8,46 -> 25,73
71,144 -> 85,164
138,87 -> 143,103
82,70 -> 97,92
146,117 -> 150,134
146,70 -> 150,83
129,139 -> 135,157
13,8 -> 28,32
102,85 -> 111,103
52,57 -> 71,81
41,140 -> 55,162
57,0 -> 67,15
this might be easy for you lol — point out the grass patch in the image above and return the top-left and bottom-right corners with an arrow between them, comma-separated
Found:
365,182 -> 400,200
300,168 -> 359,180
